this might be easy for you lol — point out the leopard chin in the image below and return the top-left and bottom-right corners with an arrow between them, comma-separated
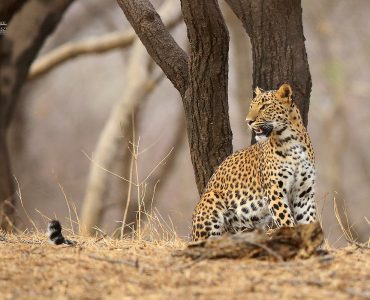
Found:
255,134 -> 267,142
254,124 -> 273,141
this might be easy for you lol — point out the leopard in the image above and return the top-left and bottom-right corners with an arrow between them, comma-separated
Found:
191,84 -> 317,241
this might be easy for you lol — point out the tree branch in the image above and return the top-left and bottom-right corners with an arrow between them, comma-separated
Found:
0,0 -> 74,127
29,9 -> 183,80
28,29 -> 135,80
116,0 -> 188,96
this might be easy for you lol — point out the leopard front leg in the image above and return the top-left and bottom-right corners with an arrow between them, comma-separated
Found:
191,191 -> 228,241
265,183 -> 295,228
292,170 -> 317,224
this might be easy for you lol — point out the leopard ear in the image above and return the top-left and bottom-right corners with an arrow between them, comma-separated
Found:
276,84 -> 292,103
254,86 -> 264,96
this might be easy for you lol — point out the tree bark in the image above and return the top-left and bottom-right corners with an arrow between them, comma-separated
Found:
0,129 -> 14,229
116,0 -> 188,96
0,0 -> 26,23
180,0 -> 232,194
117,0 -> 233,195
0,0 -> 73,229
226,0 -> 312,128
0,0 -> 74,126
0,0 -> 26,231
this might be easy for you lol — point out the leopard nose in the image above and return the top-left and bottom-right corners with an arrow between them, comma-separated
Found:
246,118 -> 255,126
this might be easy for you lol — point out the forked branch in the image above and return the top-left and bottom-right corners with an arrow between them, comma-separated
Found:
116,0 -> 188,96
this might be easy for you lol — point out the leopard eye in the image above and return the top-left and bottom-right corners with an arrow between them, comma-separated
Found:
260,104 -> 267,110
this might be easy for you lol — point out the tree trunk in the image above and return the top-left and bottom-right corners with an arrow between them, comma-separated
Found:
180,0 -> 232,194
0,0 -> 73,229
226,0 -> 312,128
118,0 -> 311,194
0,0 -> 25,230
117,0 -> 233,195
0,129 -> 14,230
0,0 -> 26,23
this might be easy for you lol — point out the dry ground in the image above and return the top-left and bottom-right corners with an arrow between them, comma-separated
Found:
0,232 -> 369,300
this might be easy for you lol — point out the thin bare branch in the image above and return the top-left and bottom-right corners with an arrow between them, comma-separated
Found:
29,30 -> 135,79
28,9 -> 183,80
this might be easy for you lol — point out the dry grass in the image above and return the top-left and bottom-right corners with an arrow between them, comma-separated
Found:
3,143 -> 369,299
4,172 -> 369,299
0,230 -> 369,300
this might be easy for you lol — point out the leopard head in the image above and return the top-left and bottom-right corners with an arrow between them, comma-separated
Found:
246,83 -> 294,141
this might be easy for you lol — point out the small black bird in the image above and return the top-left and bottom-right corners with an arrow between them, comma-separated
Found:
47,220 -> 76,246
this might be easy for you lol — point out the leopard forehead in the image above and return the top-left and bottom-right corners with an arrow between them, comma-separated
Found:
251,90 -> 279,105
247,90 -> 288,120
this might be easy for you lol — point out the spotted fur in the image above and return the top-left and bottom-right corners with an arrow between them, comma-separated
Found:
191,84 -> 317,241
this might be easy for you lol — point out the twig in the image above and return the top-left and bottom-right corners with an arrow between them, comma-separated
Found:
141,148 -> 174,184
81,150 -> 137,186
121,130 -> 135,238
94,232 -> 108,243
237,238 -> 284,262
58,183 -> 74,235
175,257 -> 203,271
14,176 -> 38,232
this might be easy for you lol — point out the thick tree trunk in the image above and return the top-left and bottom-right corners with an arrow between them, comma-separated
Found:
226,0 -> 312,128
117,0 -> 233,195
0,0 -> 25,230
0,0 -> 74,126
0,1 -> 26,23
180,0 -> 232,194
118,0 -> 310,194
0,0 -> 73,229
0,129 -> 14,230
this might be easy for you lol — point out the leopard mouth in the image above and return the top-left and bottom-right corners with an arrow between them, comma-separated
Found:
254,124 -> 273,137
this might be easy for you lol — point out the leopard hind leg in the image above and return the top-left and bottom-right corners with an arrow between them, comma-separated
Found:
191,190 -> 228,241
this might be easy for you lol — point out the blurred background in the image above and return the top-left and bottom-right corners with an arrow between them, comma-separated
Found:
6,0 -> 369,244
